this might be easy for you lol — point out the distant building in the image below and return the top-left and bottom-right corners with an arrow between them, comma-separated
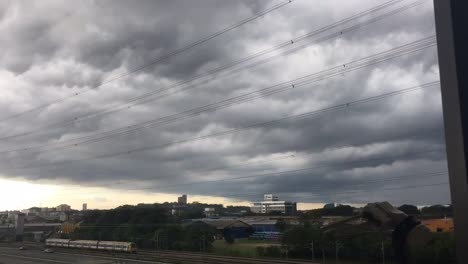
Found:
14,213 -> 25,241
21,207 -> 41,215
82,203 -> 87,211
40,207 -> 56,213
7,211 -> 20,220
263,194 -> 278,201
56,204 -> 71,212
246,219 -> 280,233
187,219 -> 253,240
422,218 -> 454,233
323,203 -> 342,209
177,194 -> 187,205
204,208 -> 217,217
250,194 -> 297,215
59,213 -> 69,222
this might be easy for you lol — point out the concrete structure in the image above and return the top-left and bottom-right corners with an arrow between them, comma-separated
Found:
56,204 -> 71,212
14,213 -> 25,241
82,203 -> 87,211
434,1 -> 468,262
250,194 -> 297,215
177,194 -> 187,205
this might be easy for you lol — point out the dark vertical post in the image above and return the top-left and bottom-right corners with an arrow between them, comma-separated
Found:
433,1 -> 468,263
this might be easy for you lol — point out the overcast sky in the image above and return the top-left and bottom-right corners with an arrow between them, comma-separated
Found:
0,0 -> 449,210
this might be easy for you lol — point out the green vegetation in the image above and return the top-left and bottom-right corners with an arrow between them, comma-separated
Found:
67,202 -> 455,263
397,204 -> 420,216
410,233 -> 456,264
299,205 -> 355,218
70,203 -> 216,249
212,239 -> 271,257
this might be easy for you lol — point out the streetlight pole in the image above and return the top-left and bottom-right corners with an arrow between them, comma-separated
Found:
322,248 -> 326,264
310,241 -> 315,261
381,240 -> 385,264
155,231 -> 159,251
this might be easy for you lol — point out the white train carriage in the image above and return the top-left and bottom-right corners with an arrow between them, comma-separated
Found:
98,241 -> 136,253
45,238 -> 136,253
45,238 -> 70,247
69,240 -> 98,249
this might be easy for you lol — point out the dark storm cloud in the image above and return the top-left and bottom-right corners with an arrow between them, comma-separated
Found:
0,0 -> 449,206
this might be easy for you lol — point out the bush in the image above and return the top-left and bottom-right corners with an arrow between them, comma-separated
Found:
410,233 -> 456,264
256,246 -> 282,257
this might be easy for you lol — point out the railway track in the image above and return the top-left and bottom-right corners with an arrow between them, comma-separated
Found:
56,248 -> 318,264
0,243 -> 319,264
138,250 -> 319,264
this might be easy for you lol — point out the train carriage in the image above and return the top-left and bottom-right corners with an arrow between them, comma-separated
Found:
45,238 -> 70,247
45,239 -> 136,253
69,240 -> 98,249
98,241 -> 136,253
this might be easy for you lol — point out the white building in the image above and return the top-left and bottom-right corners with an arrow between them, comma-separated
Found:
250,194 -> 297,215
204,208 -> 217,217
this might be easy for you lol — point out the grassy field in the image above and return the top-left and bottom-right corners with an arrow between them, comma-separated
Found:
212,238 -> 279,257
211,239 -> 395,264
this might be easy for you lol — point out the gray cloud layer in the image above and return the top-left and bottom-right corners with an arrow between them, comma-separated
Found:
0,0 -> 449,206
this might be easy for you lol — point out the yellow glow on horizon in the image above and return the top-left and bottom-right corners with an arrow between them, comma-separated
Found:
0,178 -> 324,211
0,178 -> 60,211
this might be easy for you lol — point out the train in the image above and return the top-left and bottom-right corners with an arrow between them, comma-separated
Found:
45,239 -> 137,253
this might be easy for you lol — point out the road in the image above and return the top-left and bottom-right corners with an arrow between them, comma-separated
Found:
0,246 -> 165,264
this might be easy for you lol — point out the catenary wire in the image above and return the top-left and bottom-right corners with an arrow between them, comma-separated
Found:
57,147 -> 445,198
59,167 -> 447,198
130,148 -> 445,191
0,0 -> 425,142
0,37 -> 437,157
35,0 -> 419,127
0,0 -> 294,124
3,75 -> 439,171
108,127 -> 444,185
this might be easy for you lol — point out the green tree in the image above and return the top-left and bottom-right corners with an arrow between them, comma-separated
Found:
275,219 -> 288,232
183,225 -> 215,251
281,225 -> 322,258
410,233 -> 456,263
398,204 -> 420,215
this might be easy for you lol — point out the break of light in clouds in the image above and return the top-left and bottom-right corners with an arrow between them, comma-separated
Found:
0,0 -> 449,211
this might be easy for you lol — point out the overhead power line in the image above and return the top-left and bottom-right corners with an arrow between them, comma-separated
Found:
0,0 -> 424,141
0,0 -> 294,124
0,37 -> 437,157
210,172 -> 449,199
127,148 -> 445,191
60,162 -> 447,197
108,127 -> 444,185
35,147 -> 447,198
4,76 -> 439,171
220,181 -> 449,202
